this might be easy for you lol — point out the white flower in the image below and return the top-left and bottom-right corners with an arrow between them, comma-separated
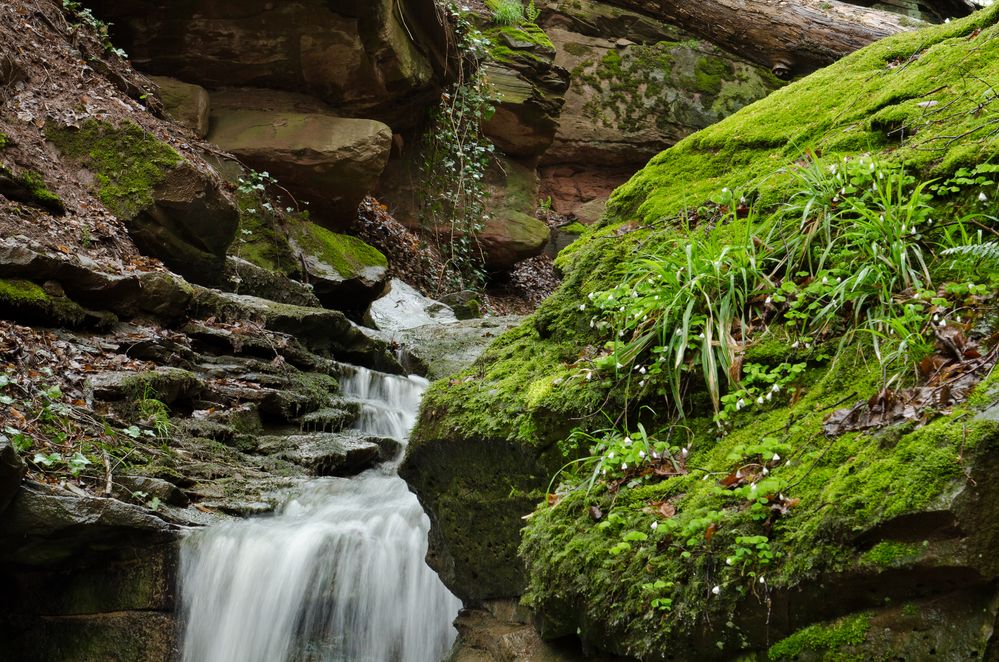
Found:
681,447 -> 689,457
579,304 -> 586,311
979,192 -> 988,202
616,361 -> 624,368
726,557 -> 733,566
750,483 -> 758,492
756,396 -> 765,405
638,450 -> 646,459
585,371 -> 593,380
711,585 -> 721,595
588,292 -> 595,300
624,437 -> 632,446
651,521 -> 658,530
762,467 -> 770,475
639,380 -> 646,387
772,453 -> 781,461
722,187 -> 729,193
621,463 -> 628,470
765,296 -> 772,305
822,276 -> 828,285
772,384 -> 781,392
608,452 -> 615,459
759,576 -> 766,584
766,392 -> 773,402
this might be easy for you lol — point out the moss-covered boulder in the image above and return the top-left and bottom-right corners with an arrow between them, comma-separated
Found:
289,222 -> 389,312
0,278 -> 112,329
46,119 -> 239,285
0,164 -> 65,214
404,6 -> 999,658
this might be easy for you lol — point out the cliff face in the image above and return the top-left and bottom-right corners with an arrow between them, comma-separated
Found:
404,6 -> 999,660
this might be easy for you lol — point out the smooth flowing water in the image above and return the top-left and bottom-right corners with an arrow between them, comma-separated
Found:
178,367 -> 462,662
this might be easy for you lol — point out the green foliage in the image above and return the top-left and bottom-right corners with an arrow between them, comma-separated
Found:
61,0 -> 127,58
418,5 -> 496,291
490,0 -> 525,25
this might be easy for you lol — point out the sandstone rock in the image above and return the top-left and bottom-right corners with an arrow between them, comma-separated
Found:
366,279 -> 457,333
149,75 -> 210,137
86,0 -> 442,127
0,277 -> 114,329
46,120 -> 240,285
288,222 -> 388,313
190,288 -> 402,373
223,256 -> 321,308
208,108 -> 392,225
391,316 -> 522,381
480,157 -> 550,270
87,367 -> 203,406
0,435 -> 25,515
480,23 -> 569,158
114,475 -> 189,507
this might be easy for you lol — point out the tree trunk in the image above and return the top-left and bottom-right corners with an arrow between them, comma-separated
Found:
600,0 -> 920,77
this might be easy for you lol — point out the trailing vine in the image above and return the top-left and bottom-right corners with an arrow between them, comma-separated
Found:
418,3 -> 496,292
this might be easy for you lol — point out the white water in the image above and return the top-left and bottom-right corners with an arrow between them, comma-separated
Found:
178,367 -> 462,662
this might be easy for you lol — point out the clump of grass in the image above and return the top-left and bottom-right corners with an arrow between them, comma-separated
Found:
491,0 -> 525,25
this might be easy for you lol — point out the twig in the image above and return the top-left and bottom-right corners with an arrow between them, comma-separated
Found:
101,448 -> 112,496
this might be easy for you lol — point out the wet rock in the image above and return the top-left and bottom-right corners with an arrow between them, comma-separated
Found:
0,435 -> 25,515
258,432 -> 382,477
149,75 -> 210,138
190,288 -> 402,372
46,120 -> 240,285
366,279 -> 457,332
208,107 -> 392,226
391,317 -> 522,381
299,404 -> 360,433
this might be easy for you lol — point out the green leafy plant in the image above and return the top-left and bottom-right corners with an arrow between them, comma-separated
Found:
491,0 -> 526,25
62,0 -> 127,58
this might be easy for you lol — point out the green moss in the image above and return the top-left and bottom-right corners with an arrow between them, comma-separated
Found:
561,222 -> 587,235
860,541 -> 925,568
0,133 -> 9,149
17,169 -> 65,214
604,6 -> 999,227
484,24 -> 555,65
45,119 -> 182,218
769,613 -> 870,661
231,193 -> 300,275
0,279 -> 48,304
290,222 -> 386,279
692,55 -> 729,95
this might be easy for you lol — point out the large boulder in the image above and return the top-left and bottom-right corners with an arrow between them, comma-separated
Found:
480,156 -> 550,271
84,0 -> 444,128
536,0 -> 781,218
45,119 -> 239,285
149,75 -> 210,138
207,107 -> 392,226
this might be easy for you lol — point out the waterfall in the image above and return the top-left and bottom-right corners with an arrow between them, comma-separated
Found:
177,367 -> 462,662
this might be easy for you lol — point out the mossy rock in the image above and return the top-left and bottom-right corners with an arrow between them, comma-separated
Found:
0,278 -> 112,329
405,6 -> 999,658
288,222 -> 388,314
46,119 -> 238,284
0,164 -> 65,214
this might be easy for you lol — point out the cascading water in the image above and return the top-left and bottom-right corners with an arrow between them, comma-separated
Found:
178,366 -> 462,662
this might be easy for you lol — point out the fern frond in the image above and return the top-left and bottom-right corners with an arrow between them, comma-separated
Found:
941,241 -> 999,263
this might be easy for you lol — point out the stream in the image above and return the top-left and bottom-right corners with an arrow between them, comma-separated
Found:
176,366 -> 462,662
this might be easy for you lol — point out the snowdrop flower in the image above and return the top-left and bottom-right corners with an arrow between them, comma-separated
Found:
722,187 -> 729,194
766,392 -> 773,402
762,467 -> 770,476
698,332 -> 706,339
681,447 -> 689,457
588,292 -> 595,300
616,361 -> 624,368
726,557 -> 733,566
624,437 -> 633,446
772,452 -> 781,461
785,459 -> 793,467
602,469 -> 607,476
590,320 -> 596,328
979,192 -> 988,202
638,450 -> 646,459
651,521 -> 658,530
765,296 -> 772,305
585,371 -> 593,381
639,379 -> 646,387
750,483 -> 758,492
579,304 -> 586,311
822,276 -> 828,285
759,576 -> 766,584
772,384 -> 781,392
651,450 -> 660,459
791,341 -> 799,349
712,585 -> 721,596
756,396 -> 765,405
638,366 -> 647,374
736,398 -> 746,410
608,452 -> 615,459
621,462 -> 628,470
939,319 -> 947,327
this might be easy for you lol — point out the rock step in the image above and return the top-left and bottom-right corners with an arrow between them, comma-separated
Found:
255,431 -> 399,477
